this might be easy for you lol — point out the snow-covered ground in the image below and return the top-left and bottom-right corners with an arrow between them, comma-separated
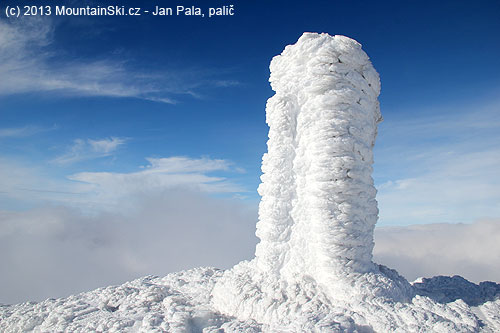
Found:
1,267 -> 499,332
1,33 -> 499,332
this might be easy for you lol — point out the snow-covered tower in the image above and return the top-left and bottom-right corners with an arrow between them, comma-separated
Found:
213,34 -> 410,319
254,33 -> 382,283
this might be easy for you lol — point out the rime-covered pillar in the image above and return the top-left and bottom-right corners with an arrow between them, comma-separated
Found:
254,33 -> 382,280
253,94 -> 297,274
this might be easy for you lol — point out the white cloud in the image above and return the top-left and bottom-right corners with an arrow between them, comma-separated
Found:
0,154 -> 254,304
374,219 -> 500,284
0,19 -> 238,103
375,100 -> 500,225
0,18 -> 173,103
68,157 -> 243,211
0,125 -> 55,138
144,156 -> 231,173
376,148 -> 500,225
0,192 -> 258,304
0,158 -> 83,209
52,137 -> 127,165
0,155 -> 244,212
212,80 -> 241,87
88,137 -> 127,154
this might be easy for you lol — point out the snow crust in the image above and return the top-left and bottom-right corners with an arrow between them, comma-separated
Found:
0,268 -> 261,332
2,267 -> 499,332
1,33 -> 499,332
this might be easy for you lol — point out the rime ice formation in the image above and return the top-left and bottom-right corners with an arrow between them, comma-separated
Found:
2,33 -> 500,332
212,32 -> 411,310
255,32 -> 382,279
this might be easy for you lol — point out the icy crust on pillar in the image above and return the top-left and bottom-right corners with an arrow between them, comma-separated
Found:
215,32 -> 410,306
254,32 -> 385,281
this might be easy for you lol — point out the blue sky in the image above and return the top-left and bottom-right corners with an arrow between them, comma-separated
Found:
1,0 -> 498,223
1,0 -> 500,302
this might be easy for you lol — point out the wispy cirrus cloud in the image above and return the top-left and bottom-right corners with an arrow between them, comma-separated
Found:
211,80 -> 241,88
52,137 -> 127,165
0,19 -> 238,103
144,156 -> 231,174
87,137 -> 127,154
68,157 -> 244,210
0,157 -> 83,209
0,155 -> 244,211
0,125 -> 56,138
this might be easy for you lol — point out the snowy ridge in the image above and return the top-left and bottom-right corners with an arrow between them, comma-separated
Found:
1,267 -> 499,332
1,33 -> 500,332
0,268 -> 261,332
